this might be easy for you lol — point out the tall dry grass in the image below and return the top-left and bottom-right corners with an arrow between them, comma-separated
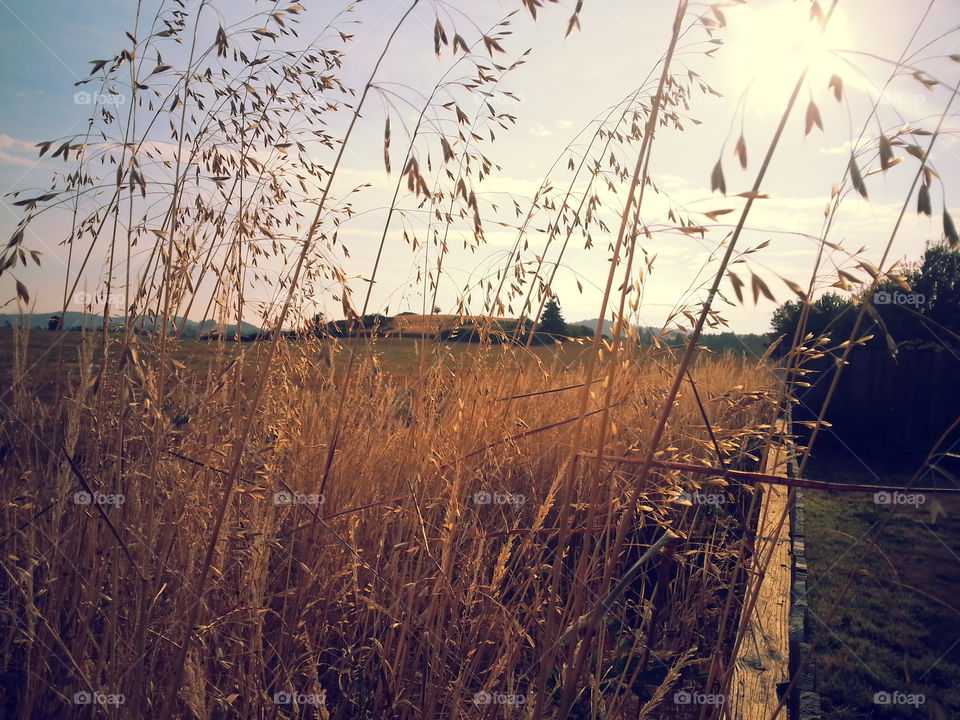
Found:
1,333 -> 776,718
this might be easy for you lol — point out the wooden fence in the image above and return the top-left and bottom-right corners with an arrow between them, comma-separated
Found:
792,346 -> 960,460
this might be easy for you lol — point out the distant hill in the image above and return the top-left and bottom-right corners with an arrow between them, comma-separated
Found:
192,319 -> 265,339
387,314 -> 513,336
574,318 -> 616,335
0,312 -> 262,338
389,314 -> 466,335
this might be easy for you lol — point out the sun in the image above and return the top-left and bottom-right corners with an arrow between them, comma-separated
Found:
720,1 -> 852,111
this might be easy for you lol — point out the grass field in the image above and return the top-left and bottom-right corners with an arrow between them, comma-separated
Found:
0,327 -> 596,384
803,454 -> 960,718
1,325 -> 780,718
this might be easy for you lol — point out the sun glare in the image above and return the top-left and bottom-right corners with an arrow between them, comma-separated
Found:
722,2 -> 851,110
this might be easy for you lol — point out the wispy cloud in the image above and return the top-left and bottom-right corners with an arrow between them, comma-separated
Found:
0,135 -> 38,168
0,150 -> 37,168
0,135 -> 35,153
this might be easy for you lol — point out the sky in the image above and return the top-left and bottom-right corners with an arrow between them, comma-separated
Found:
1,0 -> 959,333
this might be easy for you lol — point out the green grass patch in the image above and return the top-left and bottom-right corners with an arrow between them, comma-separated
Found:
803,454 -> 960,718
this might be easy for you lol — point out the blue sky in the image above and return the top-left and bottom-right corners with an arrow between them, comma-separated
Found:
1,0 -> 959,333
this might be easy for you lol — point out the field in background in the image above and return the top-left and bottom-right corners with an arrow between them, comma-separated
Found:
0,327 -> 595,381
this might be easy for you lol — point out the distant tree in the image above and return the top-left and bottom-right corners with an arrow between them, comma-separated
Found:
361,313 -> 392,331
540,297 -> 567,336
771,244 -> 960,355
48,315 -> 62,331
910,244 -> 960,338
432,305 -> 441,314
857,244 -> 959,346
565,323 -> 593,339
699,332 -> 771,357
770,292 -> 857,354
312,312 -> 328,338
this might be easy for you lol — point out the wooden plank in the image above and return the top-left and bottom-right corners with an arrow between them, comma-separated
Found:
729,429 -> 792,720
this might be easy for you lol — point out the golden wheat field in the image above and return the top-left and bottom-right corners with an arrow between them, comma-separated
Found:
2,330 -> 779,718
